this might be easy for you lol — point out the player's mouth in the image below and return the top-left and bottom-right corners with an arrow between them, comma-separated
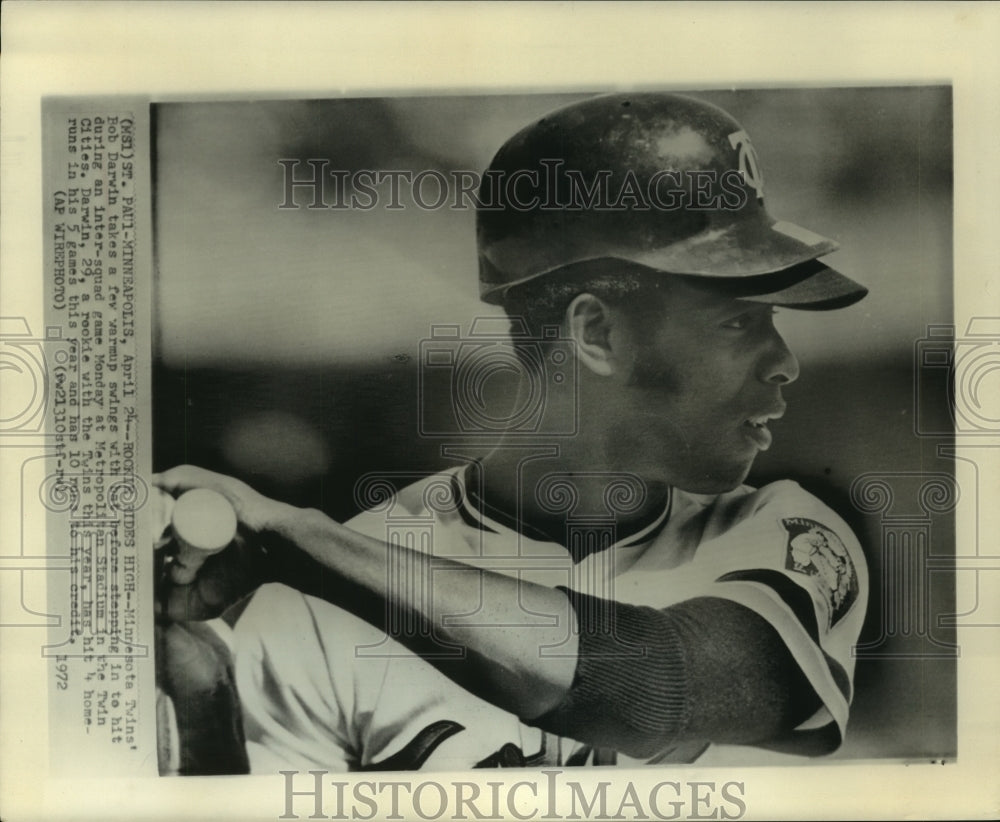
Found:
741,408 -> 785,452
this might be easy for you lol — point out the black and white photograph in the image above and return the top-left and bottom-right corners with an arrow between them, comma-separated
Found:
2,4 -> 999,822
149,86 -> 954,776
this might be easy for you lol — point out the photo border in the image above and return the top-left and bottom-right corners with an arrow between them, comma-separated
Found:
2,2 -> 998,820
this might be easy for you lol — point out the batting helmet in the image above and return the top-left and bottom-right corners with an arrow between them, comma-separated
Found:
476,93 -> 867,310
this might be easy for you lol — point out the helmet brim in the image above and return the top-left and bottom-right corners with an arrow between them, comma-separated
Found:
620,213 -> 868,309
733,263 -> 868,310
676,259 -> 868,310
624,213 -> 835,276
482,210 -> 867,311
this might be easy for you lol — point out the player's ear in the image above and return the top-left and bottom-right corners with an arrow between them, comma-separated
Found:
565,292 -> 616,377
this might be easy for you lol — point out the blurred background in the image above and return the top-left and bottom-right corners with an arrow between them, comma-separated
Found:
152,87 -> 955,761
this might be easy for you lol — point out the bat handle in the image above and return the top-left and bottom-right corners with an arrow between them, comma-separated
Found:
169,489 -> 238,585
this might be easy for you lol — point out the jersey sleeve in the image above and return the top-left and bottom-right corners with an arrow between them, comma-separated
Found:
530,590 -> 822,760
620,480 -> 868,756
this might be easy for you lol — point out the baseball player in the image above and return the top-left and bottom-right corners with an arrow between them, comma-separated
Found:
155,92 -> 869,772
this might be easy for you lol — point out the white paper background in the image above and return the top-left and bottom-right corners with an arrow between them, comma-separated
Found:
2,2 -> 998,820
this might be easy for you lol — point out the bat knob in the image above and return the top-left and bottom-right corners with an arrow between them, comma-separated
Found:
169,489 -> 238,584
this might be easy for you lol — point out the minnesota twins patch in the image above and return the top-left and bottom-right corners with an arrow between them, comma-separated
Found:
782,518 -> 858,626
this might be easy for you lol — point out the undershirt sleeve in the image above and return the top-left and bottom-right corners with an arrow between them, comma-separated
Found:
530,588 -> 821,759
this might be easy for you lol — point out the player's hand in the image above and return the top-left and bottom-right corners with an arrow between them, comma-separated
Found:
152,465 -> 295,622
154,531 -> 272,622
153,464 -> 290,537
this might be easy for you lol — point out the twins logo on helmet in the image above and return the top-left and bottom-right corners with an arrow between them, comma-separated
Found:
727,129 -> 765,200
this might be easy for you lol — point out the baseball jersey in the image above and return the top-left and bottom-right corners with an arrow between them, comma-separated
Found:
229,466 -> 867,771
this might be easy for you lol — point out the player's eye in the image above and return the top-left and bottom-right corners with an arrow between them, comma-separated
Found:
720,306 -> 777,330
720,312 -> 755,330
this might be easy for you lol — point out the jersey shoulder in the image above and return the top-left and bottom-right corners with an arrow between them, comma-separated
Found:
706,478 -> 852,527
698,478 -> 869,627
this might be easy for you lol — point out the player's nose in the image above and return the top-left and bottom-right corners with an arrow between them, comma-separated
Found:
758,330 -> 800,385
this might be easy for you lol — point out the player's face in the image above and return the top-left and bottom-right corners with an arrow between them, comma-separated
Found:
604,279 -> 800,494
